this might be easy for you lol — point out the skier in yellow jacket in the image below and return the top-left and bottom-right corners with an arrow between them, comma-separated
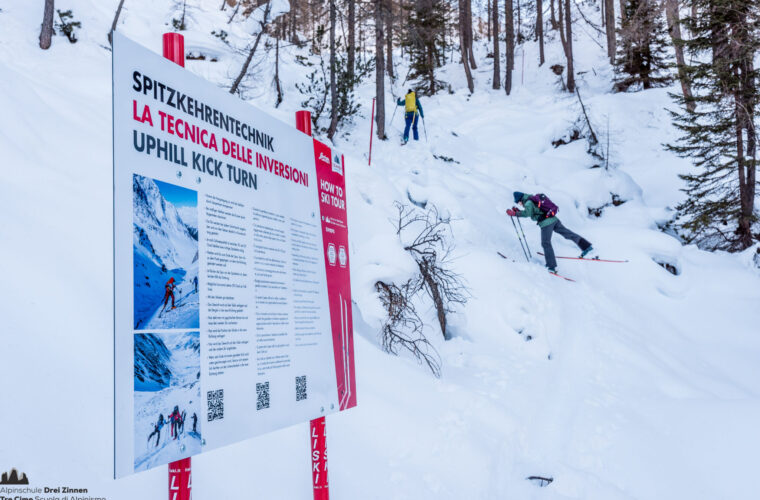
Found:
396,89 -> 424,144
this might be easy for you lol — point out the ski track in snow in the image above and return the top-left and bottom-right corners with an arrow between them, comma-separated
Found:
1,0 -> 760,498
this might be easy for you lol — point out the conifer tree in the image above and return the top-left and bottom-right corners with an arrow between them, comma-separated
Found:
667,0 -> 759,250
402,0 -> 449,94
613,0 -> 671,91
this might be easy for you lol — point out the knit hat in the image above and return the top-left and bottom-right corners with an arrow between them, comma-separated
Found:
513,191 -> 525,204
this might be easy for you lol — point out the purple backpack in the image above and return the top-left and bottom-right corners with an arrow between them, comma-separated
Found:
529,194 -> 559,219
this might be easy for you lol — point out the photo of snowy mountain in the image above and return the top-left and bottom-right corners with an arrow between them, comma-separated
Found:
134,331 -> 202,473
133,175 -> 200,329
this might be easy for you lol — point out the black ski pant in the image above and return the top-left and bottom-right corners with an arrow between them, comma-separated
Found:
540,220 -> 591,269
149,429 -> 160,447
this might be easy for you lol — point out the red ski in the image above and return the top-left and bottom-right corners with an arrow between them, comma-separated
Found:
537,252 -> 628,263
549,271 -> 576,282
498,252 -> 576,281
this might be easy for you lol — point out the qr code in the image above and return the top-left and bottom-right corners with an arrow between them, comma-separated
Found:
256,382 -> 270,410
296,375 -> 307,401
207,389 -> 224,422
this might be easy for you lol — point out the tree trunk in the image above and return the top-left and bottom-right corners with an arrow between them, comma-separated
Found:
327,0 -> 339,139
466,0 -> 477,69
419,260 -> 448,340
108,0 -> 126,46
39,0 -> 55,49
493,0 -> 501,88
487,0 -> 492,41
737,56 -> 756,248
516,0 -> 521,42
604,0 -> 615,63
375,0 -> 386,139
564,0 -> 574,92
348,0 -> 356,81
229,4 -> 271,95
459,0 -> 475,92
386,0 -> 394,78
558,0 -> 566,56
537,0 -> 544,65
550,0 -> 557,29
274,22 -> 283,107
227,2 -> 241,24
664,0 -> 694,111
505,0 -> 514,94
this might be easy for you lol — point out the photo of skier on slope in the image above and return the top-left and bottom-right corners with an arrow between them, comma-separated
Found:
134,331 -> 201,472
133,175 -> 200,330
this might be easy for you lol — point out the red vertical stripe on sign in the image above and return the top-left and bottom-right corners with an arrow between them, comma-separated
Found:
312,140 -> 357,411
163,32 -> 191,500
296,111 -> 330,500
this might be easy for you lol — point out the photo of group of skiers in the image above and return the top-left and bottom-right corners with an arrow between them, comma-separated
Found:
134,331 -> 202,472
147,405 -> 199,448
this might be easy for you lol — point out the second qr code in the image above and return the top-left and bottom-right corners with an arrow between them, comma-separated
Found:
256,382 -> 270,410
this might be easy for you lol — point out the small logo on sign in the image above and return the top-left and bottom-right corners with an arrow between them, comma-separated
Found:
0,468 -> 29,485
319,152 -> 330,164
338,246 -> 347,267
327,244 -> 337,265
332,154 -> 343,175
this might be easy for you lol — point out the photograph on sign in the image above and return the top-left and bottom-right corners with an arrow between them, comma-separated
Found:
134,331 -> 202,472
112,32 -> 356,478
133,175 -> 200,330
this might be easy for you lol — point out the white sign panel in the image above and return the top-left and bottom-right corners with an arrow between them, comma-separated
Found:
112,33 -> 352,478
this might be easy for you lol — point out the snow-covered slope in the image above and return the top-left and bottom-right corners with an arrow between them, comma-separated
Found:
133,175 -> 197,272
1,1 -> 759,499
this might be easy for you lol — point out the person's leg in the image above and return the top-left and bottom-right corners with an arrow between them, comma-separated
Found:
553,220 -> 591,251
403,113 -> 412,142
541,222 -> 557,269
156,430 -> 160,447
163,291 -> 169,308
412,114 -> 419,140
170,292 -> 175,308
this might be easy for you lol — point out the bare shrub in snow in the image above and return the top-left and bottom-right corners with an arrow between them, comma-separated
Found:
394,202 -> 468,342
375,280 -> 441,378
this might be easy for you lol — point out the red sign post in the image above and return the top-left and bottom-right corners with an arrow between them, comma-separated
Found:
368,97 -> 375,166
162,31 -> 193,500
168,458 -> 192,500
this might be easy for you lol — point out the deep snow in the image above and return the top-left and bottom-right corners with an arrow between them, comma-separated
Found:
1,0 -> 760,499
